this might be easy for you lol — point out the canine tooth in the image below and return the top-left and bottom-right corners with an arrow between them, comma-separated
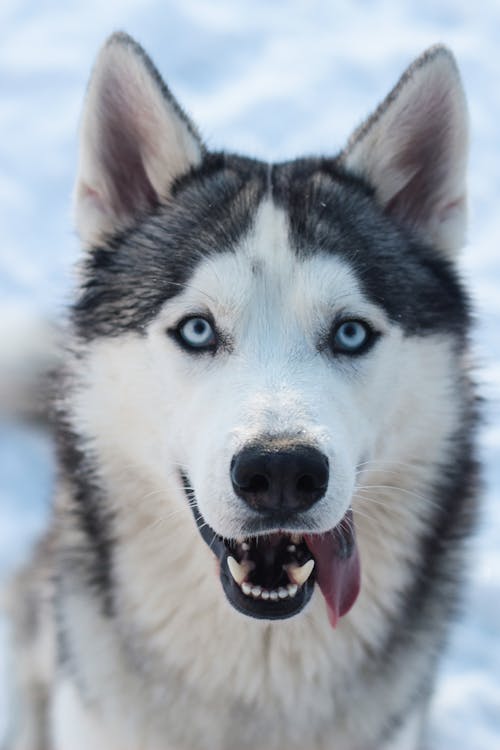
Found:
261,590 -> 270,600
227,556 -> 254,585
287,544 -> 296,553
287,583 -> 298,597
227,556 -> 243,584
278,587 -> 288,599
270,590 -> 279,601
241,582 -> 252,596
251,586 -> 262,598
241,542 -> 250,551
286,559 -> 315,586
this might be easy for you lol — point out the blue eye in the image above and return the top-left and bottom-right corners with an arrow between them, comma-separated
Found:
332,320 -> 372,354
177,317 -> 217,351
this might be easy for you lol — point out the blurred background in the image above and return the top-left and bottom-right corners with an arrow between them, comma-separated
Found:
1,1 -> 499,746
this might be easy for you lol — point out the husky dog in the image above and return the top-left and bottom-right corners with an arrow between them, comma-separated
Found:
3,33 -> 478,750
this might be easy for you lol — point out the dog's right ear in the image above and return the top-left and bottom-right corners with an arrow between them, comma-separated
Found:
74,32 -> 204,247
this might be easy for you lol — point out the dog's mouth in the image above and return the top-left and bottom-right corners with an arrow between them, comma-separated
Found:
183,476 -> 361,626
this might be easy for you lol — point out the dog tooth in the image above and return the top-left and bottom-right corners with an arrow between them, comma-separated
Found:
287,583 -> 298,597
261,590 -> 270,600
228,556 -> 247,585
287,544 -> 296,553
251,586 -> 262,598
227,556 -> 255,585
278,587 -> 288,599
286,559 -> 315,586
241,582 -> 252,596
269,590 -> 279,601
241,542 -> 250,551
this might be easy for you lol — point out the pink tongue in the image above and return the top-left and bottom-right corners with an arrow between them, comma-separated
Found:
304,513 -> 361,628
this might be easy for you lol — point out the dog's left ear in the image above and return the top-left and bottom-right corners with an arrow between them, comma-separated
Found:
340,46 -> 468,257
74,32 -> 204,247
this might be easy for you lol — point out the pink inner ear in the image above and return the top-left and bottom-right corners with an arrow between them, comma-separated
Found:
383,109 -> 452,233
92,73 -> 159,222
75,34 -> 204,246
343,52 -> 467,253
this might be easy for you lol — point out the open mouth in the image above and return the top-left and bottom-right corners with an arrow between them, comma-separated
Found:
182,475 -> 361,626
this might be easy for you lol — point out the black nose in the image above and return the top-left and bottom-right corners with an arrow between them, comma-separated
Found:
230,444 -> 329,514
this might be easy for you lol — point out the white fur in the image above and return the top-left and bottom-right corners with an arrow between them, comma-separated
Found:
54,199 -> 465,749
0,307 -> 60,420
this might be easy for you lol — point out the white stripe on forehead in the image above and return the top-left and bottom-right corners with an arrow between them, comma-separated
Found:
243,197 -> 290,269
164,198 -> 389,332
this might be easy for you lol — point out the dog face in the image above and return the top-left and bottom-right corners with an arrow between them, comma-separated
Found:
149,199 -> 392,537
69,34 -> 469,624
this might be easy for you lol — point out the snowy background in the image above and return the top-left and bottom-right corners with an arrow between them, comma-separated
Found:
0,1 -> 499,746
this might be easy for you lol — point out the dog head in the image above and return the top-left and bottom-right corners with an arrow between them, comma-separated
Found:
70,33 -> 469,625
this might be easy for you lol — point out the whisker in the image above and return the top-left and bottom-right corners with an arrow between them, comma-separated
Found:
355,484 -> 438,507
355,459 -> 425,470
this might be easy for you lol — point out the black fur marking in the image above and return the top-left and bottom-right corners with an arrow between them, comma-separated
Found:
55,416 -> 114,615
73,154 -> 267,340
396,417 -> 479,633
75,151 -> 470,343
272,158 -> 471,338
372,386 -> 480,747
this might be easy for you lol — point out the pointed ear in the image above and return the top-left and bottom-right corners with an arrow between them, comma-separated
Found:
74,32 -> 204,247
340,46 -> 468,257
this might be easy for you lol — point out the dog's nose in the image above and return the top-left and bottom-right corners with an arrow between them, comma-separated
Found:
230,445 -> 329,514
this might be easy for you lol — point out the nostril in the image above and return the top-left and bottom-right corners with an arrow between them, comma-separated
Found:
231,455 -> 270,494
245,474 -> 269,494
296,474 -> 316,493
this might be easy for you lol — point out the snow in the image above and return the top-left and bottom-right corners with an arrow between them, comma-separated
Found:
0,1 -> 499,746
